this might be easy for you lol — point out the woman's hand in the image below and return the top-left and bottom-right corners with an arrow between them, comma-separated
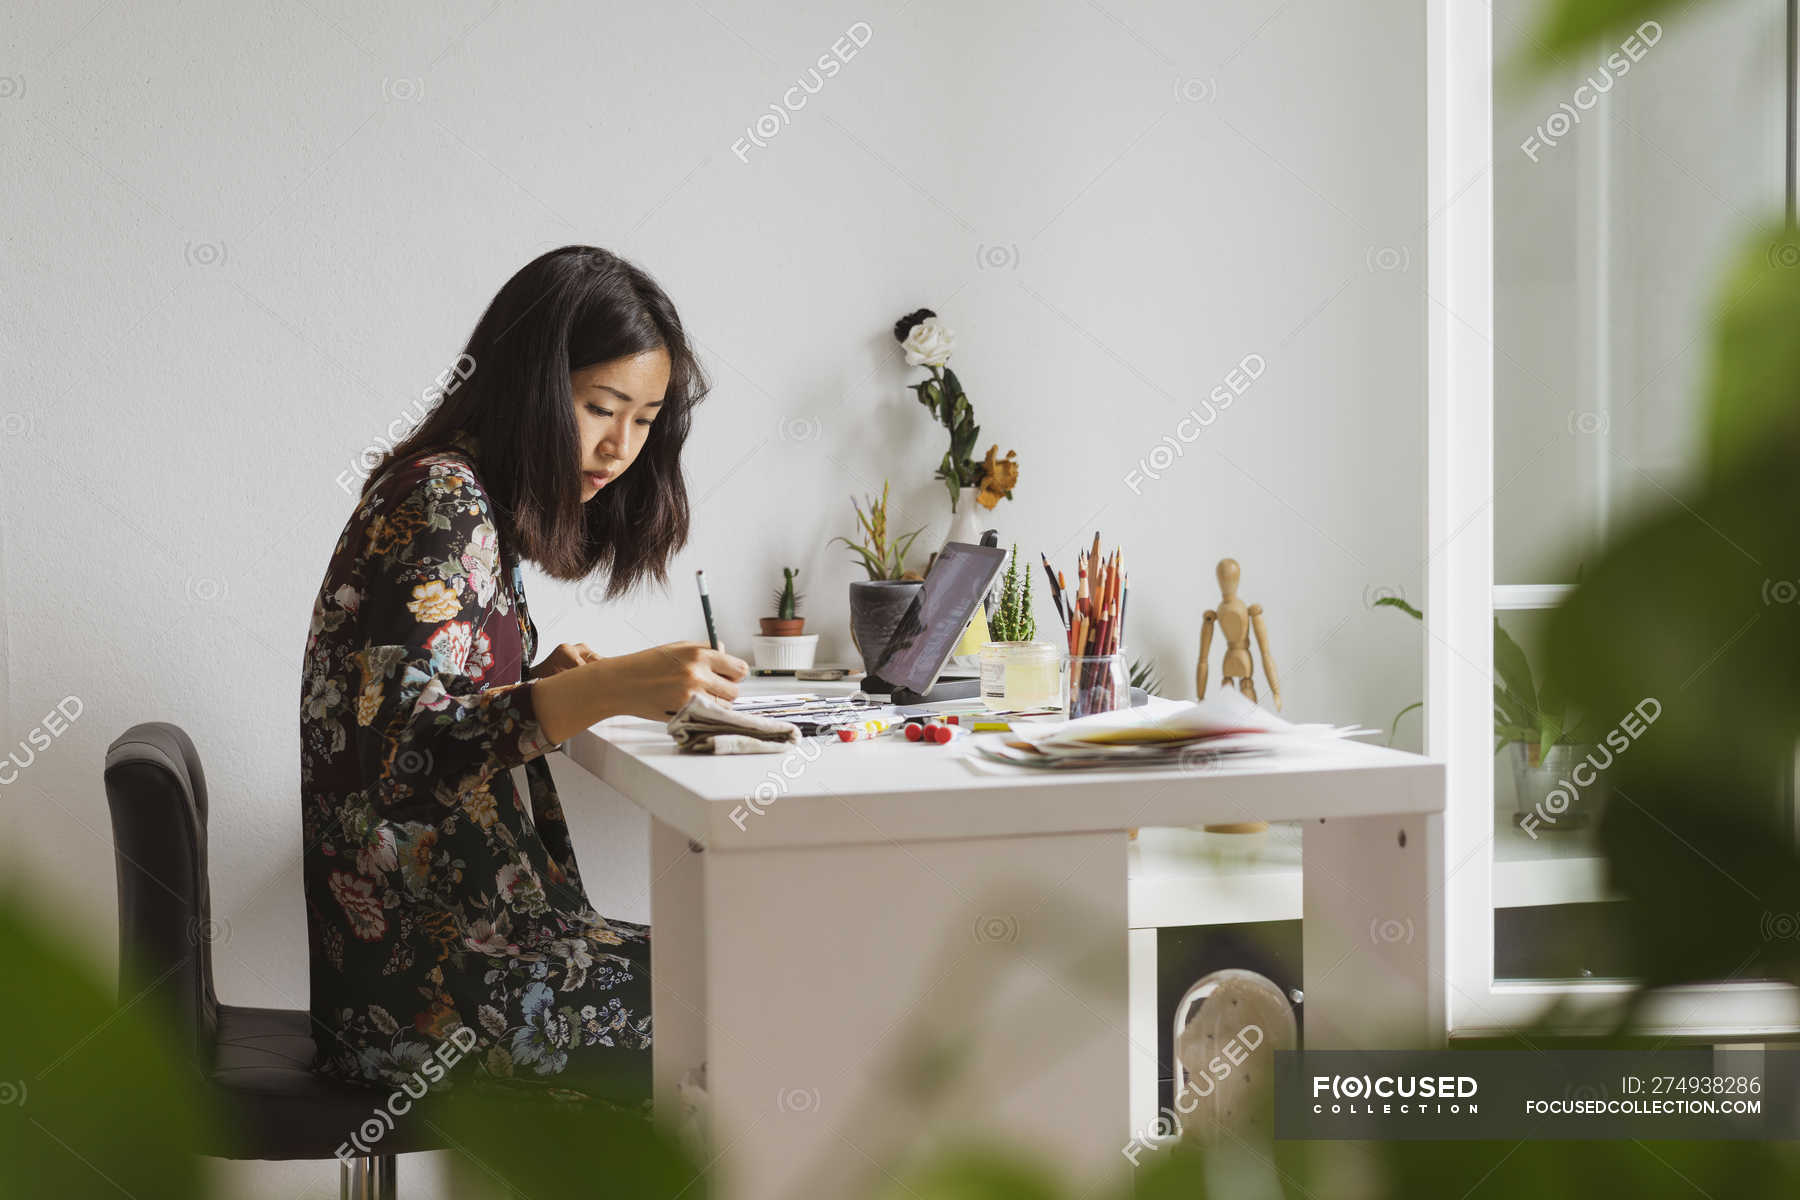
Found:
594,642 -> 750,719
530,642 -> 603,680
528,642 -> 751,742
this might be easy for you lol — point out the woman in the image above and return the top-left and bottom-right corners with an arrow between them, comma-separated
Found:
298,246 -> 746,1109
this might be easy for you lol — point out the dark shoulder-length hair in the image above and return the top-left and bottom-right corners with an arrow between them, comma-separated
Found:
361,246 -> 708,600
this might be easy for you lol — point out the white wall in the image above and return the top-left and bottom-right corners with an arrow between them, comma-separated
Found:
1,1 -> 1423,1194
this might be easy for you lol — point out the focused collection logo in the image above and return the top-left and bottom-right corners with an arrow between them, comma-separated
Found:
1311,1073 -> 1480,1115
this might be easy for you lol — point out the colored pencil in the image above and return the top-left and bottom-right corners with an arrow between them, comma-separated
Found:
1039,551 -> 1067,628
1119,575 -> 1129,653
1096,550 -> 1116,657
1082,552 -> 1098,655
1101,554 -> 1116,658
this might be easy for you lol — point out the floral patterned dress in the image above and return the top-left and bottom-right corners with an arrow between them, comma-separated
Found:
299,429 -> 651,1107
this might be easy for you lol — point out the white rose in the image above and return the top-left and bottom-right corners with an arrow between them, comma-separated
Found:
902,316 -> 956,367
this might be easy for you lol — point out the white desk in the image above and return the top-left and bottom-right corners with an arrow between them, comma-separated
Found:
565,683 -> 1444,1199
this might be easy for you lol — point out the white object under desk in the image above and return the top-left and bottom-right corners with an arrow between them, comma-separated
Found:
563,680 -> 1444,1199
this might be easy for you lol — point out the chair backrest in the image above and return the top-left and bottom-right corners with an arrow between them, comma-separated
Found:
103,722 -> 220,1068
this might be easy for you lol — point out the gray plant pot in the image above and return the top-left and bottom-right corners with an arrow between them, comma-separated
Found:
848,579 -> 923,676
1509,741 -> 1605,831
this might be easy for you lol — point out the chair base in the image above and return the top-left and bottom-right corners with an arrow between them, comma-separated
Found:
340,1153 -> 396,1200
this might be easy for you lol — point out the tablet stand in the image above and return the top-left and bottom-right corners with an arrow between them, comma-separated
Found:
858,673 -> 984,706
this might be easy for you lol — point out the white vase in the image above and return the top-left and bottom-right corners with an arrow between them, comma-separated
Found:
941,485 -> 990,552
939,485 -> 997,674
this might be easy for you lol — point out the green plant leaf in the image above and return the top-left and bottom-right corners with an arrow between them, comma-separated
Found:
830,535 -> 885,582
1519,0 -> 1669,71
913,380 -> 937,416
1493,618 -> 1539,718
1020,565 -> 1035,641
0,888 -> 213,1199
1535,712 -> 1564,760
1374,595 -> 1423,620
1707,222 -> 1800,476
439,1081 -> 712,1199
1388,700 -> 1423,746
1537,668 -> 1568,755
891,525 -> 926,578
1128,657 -> 1163,694
868,1145 -> 1067,1200
1493,683 -> 1535,734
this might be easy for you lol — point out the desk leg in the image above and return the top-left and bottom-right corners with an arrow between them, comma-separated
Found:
1302,812 -> 1445,1049
649,818 -> 706,1125
700,831 -> 1129,1200
1127,927 -> 1160,1140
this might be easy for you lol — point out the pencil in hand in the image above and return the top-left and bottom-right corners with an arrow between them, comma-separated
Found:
695,569 -> 719,650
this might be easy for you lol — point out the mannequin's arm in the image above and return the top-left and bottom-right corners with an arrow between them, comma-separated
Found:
1196,610 -> 1217,699
1249,604 -> 1281,711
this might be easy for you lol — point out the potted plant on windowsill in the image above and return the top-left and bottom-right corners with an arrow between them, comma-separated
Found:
831,481 -> 927,676
1377,596 -> 1602,829
753,566 -> 817,670
979,544 -> 1062,712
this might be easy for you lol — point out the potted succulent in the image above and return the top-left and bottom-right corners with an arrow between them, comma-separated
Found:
978,544 -> 1062,711
831,481 -> 927,676
1377,597 -> 1601,829
760,567 -> 805,637
752,566 -> 817,670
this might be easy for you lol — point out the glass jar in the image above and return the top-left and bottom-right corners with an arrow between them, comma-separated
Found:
1066,652 -> 1128,720
979,641 -> 1065,712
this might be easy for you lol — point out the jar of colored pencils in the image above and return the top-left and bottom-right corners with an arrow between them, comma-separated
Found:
1066,652 -> 1128,720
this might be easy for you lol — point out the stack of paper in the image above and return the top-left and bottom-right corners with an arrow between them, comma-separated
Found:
728,693 -> 898,736
969,689 -> 1375,771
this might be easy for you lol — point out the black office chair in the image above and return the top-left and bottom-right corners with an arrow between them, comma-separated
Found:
104,721 -> 443,1199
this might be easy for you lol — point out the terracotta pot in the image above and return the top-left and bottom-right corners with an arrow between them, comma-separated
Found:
848,579 -> 924,675
759,617 -> 804,637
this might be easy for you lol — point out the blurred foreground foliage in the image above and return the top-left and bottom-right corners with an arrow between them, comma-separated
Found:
0,884 -> 210,1199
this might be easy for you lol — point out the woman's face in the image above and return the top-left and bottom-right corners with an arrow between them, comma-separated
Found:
571,347 -> 672,500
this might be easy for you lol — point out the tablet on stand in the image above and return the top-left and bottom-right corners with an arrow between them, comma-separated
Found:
859,541 -> 1008,706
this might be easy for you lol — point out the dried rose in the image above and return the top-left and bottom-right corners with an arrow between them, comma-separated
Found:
975,445 -> 1019,509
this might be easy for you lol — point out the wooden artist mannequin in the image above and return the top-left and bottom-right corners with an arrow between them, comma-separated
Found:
1196,558 -> 1281,835
1197,558 -> 1281,710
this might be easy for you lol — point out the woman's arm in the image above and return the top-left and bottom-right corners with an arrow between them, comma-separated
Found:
530,642 -> 749,744
352,467 -> 748,802
351,470 -> 559,819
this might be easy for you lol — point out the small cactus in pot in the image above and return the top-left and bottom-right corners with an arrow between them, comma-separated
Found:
760,567 -> 805,637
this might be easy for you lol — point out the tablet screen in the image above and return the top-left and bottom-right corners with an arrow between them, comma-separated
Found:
869,541 -> 1008,692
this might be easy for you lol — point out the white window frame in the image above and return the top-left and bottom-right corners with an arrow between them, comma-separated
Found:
1426,0 -> 1800,1041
